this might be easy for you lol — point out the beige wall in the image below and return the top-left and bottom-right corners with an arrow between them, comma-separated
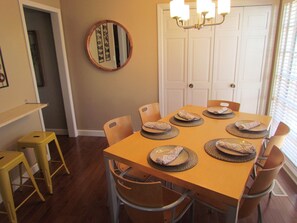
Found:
0,0 -> 60,166
61,0 -> 169,131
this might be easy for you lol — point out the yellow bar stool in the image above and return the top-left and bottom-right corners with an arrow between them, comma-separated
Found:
17,131 -> 70,194
0,151 -> 45,223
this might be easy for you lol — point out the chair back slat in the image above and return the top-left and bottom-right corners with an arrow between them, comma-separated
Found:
274,122 -> 290,136
207,100 -> 240,111
263,122 -> 290,156
103,116 -> 133,146
139,103 -> 161,125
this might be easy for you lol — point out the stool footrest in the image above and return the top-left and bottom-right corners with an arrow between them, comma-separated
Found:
49,160 -> 61,163
15,190 -> 41,211
0,211 -> 7,214
12,184 -> 34,188
50,164 -> 64,177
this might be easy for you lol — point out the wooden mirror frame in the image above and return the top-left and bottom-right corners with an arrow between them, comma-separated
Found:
86,20 -> 133,72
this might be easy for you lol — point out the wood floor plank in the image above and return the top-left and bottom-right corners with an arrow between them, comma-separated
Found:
0,135 -> 296,223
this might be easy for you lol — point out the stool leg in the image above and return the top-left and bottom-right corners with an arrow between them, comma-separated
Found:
18,163 -> 23,192
21,157 -> 45,202
53,137 -> 70,174
0,170 -> 17,223
34,146 -> 53,194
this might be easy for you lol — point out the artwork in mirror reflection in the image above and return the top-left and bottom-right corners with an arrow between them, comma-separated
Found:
86,20 -> 133,71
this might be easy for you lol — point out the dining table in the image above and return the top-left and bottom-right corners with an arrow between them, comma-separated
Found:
103,105 -> 272,223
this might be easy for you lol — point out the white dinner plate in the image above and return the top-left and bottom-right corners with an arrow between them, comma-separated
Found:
235,120 -> 267,132
142,122 -> 171,134
174,112 -> 201,122
207,107 -> 233,115
149,145 -> 189,166
215,138 -> 255,157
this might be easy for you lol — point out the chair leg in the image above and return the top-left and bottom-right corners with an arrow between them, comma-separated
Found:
18,163 -> 23,192
257,204 -> 263,223
0,171 -> 18,223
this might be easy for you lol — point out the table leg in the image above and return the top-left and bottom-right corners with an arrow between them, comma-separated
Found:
226,205 -> 239,223
104,157 -> 119,223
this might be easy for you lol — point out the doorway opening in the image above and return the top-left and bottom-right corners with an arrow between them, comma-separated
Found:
19,1 -> 77,137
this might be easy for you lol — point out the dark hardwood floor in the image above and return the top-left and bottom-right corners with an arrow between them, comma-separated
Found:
0,135 -> 296,223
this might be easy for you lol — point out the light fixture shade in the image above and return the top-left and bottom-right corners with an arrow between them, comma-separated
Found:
205,2 -> 215,19
181,4 -> 190,21
196,0 -> 211,14
170,0 -> 185,18
218,0 -> 231,14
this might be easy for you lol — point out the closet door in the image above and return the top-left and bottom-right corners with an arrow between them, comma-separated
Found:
162,10 -> 188,115
187,12 -> 214,107
162,9 -> 214,114
211,7 -> 243,101
236,6 -> 271,113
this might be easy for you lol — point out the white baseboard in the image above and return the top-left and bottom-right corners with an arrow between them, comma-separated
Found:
77,129 -> 105,137
47,128 -> 106,137
283,161 -> 297,186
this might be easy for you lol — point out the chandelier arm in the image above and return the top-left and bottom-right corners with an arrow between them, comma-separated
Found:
203,14 -> 226,27
174,17 -> 197,29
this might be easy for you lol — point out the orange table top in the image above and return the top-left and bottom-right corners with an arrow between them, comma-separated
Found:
103,105 -> 271,208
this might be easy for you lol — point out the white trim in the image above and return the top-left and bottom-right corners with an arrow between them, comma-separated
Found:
157,4 -> 168,117
77,129 -> 105,137
283,158 -> 297,186
18,0 -> 78,137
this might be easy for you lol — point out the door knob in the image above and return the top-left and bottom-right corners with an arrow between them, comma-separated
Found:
230,83 -> 236,88
189,83 -> 194,88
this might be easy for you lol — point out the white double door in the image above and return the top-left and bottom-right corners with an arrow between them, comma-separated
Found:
159,5 -> 272,115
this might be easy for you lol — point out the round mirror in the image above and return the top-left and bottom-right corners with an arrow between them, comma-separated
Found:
86,20 -> 133,71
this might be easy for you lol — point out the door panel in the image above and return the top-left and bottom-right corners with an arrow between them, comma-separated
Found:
191,89 -> 209,107
165,39 -> 186,82
237,6 -> 271,113
237,88 -> 261,114
212,7 -> 243,100
165,89 -> 185,114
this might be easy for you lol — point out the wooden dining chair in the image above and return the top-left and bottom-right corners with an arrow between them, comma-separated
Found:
109,161 -> 194,223
262,122 -> 290,157
207,100 -> 241,112
195,146 -> 284,223
103,115 -> 150,181
138,102 -> 161,125
239,146 -> 285,222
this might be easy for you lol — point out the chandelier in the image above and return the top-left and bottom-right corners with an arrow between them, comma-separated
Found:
170,0 -> 231,30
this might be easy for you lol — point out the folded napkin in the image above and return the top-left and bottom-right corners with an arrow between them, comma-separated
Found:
217,140 -> 255,154
212,107 -> 228,114
238,121 -> 261,130
144,122 -> 171,131
156,146 -> 184,165
177,110 -> 199,121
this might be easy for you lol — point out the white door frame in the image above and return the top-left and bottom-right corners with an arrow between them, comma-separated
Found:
18,0 -> 78,137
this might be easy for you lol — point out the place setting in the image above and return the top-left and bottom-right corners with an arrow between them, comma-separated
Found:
140,121 -> 179,140
204,138 -> 257,162
202,106 -> 235,119
226,120 -> 269,139
147,145 -> 198,172
169,109 -> 204,127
